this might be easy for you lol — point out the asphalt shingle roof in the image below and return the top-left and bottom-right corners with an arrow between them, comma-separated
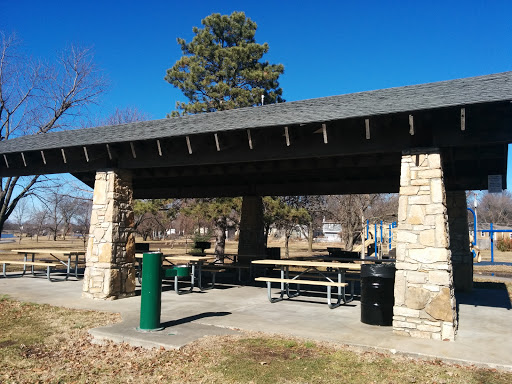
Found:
1,71 -> 511,154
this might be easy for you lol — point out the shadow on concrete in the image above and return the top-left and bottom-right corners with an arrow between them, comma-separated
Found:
456,282 -> 512,310
161,311 -> 231,327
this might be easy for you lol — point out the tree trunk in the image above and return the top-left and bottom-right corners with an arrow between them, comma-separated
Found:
264,223 -> 271,247
0,219 -> 5,238
308,222 -> 313,253
343,227 -> 355,251
285,235 -> 290,258
214,225 -> 226,263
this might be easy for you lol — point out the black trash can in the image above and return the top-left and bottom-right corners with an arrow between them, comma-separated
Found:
266,247 -> 281,260
360,263 -> 396,326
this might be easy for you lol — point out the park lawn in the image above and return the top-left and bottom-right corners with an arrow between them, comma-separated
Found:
0,296 -> 511,383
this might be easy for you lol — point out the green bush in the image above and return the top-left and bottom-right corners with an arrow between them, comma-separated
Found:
192,232 -> 211,243
496,238 -> 512,252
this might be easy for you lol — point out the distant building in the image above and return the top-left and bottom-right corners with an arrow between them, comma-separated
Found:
469,224 -> 512,249
317,219 -> 341,242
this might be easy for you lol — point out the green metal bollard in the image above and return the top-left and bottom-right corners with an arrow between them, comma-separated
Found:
138,251 -> 164,331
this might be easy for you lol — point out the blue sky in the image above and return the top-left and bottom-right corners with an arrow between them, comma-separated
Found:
1,0 -> 511,186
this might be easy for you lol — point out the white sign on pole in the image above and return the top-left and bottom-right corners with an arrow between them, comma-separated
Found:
488,175 -> 503,193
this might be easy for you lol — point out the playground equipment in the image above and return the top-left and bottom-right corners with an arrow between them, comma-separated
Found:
466,207 -> 512,263
364,220 -> 397,258
480,223 -> 512,263
467,207 -> 479,261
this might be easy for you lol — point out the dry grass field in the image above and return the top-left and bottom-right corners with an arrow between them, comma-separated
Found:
1,296 -> 511,383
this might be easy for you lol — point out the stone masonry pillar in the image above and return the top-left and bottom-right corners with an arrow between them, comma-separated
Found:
446,191 -> 473,292
393,149 -> 457,341
238,196 -> 266,265
82,169 -> 136,300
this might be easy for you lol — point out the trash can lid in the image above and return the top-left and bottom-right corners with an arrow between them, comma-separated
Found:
361,263 -> 396,278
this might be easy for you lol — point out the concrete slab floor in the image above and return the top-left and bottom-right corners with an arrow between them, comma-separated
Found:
0,275 -> 511,371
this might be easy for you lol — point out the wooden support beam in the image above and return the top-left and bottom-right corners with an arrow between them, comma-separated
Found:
186,136 -> 192,154
130,142 -> 137,158
409,114 -> 414,136
214,133 -> 221,152
61,148 -> 67,164
247,129 -> 253,149
41,150 -> 47,165
284,126 -> 290,146
20,152 -> 27,167
322,123 -> 328,144
106,144 -> 112,160
365,119 -> 370,139
3,154 -> 9,168
156,139 -> 162,156
83,146 -> 89,163
461,108 -> 466,131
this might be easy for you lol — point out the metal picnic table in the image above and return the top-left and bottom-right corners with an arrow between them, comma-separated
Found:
136,253 -> 215,293
11,249 -> 86,280
252,259 -> 362,308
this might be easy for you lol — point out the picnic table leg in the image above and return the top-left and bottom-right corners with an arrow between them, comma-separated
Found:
2,263 -> 6,277
23,253 -> 35,276
326,272 -> 344,309
263,267 -> 286,303
46,265 -> 52,281
20,254 -> 27,276
30,253 -> 38,275
198,262 -> 204,290
65,255 -> 71,280
200,266 -> 217,291
281,267 -> 285,294
284,266 -> 300,299
74,254 -> 79,278
175,264 -> 195,294
266,281 -> 285,303
190,264 -> 195,291
339,269 -> 354,304
174,275 -> 181,294
327,286 -> 344,309
198,262 -> 216,291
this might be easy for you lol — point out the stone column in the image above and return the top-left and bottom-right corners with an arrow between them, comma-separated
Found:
82,169 -> 136,300
446,191 -> 473,292
393,149 -> 457,341
238,196 -> 266,265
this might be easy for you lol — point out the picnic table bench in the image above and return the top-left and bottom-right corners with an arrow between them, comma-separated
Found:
205,262 -> 253,282
0,259 -> 62,281
1,249 -> 85,281
252,259 -> 361,309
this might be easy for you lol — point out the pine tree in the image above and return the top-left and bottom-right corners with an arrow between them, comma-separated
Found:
165,11 -> 285,116
165,12 -> 285,257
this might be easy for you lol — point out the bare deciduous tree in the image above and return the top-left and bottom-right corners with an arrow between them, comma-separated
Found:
74,196 -> 92,248
101,106 -> 151,126
327,194 -> 398,251
0,32 -> 107,235
11,197 -> 28,243
478,191 -> 512,226
59,195 -> 82,240
30,207 -> 48,243
44,189 -> 66,241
